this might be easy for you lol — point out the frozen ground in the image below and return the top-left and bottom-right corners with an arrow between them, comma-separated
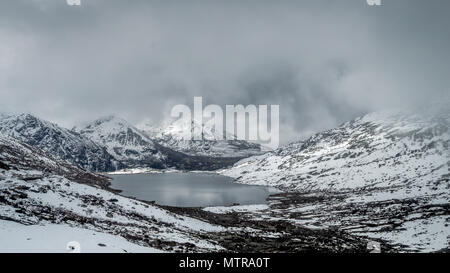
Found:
203,204 -> 269,214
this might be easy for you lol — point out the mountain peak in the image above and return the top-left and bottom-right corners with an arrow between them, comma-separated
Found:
0,111 -> 11,119
78,115 -> 165,168
89,115 -> 132,128
80,115 -> 145,139
0,112 -> 118,171
138,116 -> 263,158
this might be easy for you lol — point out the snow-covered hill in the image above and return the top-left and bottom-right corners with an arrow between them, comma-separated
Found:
0,220 -> 162,253
0,133 -> 226,252
224,108 -> 450,191
222,108 -> 450,251
139,118 -> 264,158
0,133 -> 110,187
0,114 -> 119,172
76,116 -> 167,169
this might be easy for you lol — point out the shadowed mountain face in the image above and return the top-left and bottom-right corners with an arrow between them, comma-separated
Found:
76,116 -> 167,169
0,133 -> 109,188
0,114 -> 121,172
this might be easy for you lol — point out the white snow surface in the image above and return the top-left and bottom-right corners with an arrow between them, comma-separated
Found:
203,204 -> 269,214
0,220 -> 162,253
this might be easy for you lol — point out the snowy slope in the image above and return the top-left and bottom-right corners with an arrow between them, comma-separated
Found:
0,170 -> 224,252
222,107 -> 450,252
0,112 -> 8,120
139,118 -> 263,158
0,113 -> 119,172
0,133 -> 110,187
0,220 -> 163,253
76,116 -> 166,169
0,133 -> 226,252
223,109 -> 450,192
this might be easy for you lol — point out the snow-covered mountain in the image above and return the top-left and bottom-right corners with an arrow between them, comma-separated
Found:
224,108 -> 450,191
222,107 -> 450,251
76,116 -> 166,169
139,118 -> 264,158
0,132 -> 110,187
0,113 -> 120,172
0,113 -> 253,172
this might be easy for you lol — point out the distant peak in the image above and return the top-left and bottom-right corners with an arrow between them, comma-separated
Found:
4,112 -> 47,125
17,113 -> 37,119
91,115 -> 130,126
81,115 -> 143,135
99,115 -> 122,122
0,112 -> 11,119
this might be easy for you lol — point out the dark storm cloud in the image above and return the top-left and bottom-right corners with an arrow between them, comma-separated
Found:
0,0 -> 449,143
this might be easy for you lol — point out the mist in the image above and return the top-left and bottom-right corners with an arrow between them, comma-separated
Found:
0,0 -> 449,144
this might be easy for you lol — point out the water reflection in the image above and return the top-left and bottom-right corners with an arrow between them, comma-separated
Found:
109,173 -> 278,207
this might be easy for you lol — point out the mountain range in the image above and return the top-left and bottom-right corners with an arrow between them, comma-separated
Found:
138,118 -> 264,158
0,113 -> 261,172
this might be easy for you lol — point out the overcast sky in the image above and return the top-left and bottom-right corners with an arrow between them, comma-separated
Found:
0,0 -> 449,144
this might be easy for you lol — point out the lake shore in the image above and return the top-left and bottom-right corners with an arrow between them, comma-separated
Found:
103,167 -> 218,175
98,171 -> 397,252
106,172 -> 277,207
101,171 -> 445,252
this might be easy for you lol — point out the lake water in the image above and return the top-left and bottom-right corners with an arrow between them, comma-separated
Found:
109,173 -> 278,207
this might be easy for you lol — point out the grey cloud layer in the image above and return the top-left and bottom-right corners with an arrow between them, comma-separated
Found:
1,0 -> 449,143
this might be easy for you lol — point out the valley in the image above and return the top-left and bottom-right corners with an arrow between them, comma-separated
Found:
0,107 -> 449,253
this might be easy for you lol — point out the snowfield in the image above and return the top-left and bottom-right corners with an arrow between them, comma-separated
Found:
203,204 -> 270,214
0,220 -> 162,253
